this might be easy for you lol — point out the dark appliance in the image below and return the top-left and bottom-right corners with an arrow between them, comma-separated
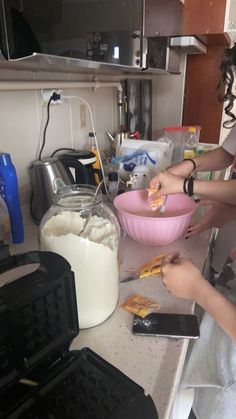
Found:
0,243 -> 159,419
56,149 -> 103,186
0,0 -> 181,73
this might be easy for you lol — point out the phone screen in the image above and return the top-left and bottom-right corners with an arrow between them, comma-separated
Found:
132,313 -> 200,339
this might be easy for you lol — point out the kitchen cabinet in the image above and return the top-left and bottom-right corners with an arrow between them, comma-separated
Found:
182,45 -> 225,143
144,0 -> 183,37
182,0 -> 236,45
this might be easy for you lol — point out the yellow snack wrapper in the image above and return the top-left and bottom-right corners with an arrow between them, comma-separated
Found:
147,188 -> 165,211
121,293 -> 161,318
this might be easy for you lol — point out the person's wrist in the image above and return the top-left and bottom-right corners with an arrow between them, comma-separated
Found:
182,176 -> 195,196
194,278 -> 212,306
184,158 -> 197,171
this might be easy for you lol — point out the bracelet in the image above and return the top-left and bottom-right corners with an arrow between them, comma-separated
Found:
187,176 -> 195,196
183,178 -> 189,195
184,158 -> 197,171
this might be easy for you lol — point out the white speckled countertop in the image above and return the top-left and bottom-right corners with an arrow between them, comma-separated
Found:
11,206 -> 211,419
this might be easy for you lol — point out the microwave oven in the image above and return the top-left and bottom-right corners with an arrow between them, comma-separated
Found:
0,0 -> 180,73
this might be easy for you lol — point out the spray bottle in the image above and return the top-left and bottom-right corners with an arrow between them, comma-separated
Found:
0,153 -> 24,243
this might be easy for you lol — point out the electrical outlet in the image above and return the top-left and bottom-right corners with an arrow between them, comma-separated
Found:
41,89 -> 63,104
80,104 -> 86,128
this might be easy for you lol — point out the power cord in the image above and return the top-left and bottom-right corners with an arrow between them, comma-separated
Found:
31,92 -> 62,225
38,92 -> 61,160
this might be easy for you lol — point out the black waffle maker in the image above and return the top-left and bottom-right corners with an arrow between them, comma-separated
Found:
0,243 -> 158,419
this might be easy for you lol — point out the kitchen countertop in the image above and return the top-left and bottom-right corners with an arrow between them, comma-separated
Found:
11,205 -> 211,419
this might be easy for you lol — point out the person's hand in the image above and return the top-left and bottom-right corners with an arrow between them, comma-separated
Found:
186,200 -> 236,237
161,252 -> 207,301
149,170 -> 184,197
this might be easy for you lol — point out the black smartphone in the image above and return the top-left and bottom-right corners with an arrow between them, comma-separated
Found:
132,313 -> 200,339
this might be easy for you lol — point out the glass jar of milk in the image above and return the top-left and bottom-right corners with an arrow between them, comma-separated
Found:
40,184 -> 120,329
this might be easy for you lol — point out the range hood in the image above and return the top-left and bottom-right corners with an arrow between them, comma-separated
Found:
0,0 -> 181,75
0,51 -> 171,75
0,1 -> 206,75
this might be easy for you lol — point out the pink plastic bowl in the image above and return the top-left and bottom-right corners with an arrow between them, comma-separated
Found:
113,190 -> 196,246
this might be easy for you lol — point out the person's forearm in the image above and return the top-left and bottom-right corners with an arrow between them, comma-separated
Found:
196,281 -> 236,342
193,147 -> 233,171
193,179 -> 236,205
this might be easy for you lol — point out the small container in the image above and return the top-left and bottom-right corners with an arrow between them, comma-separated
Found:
183,126 -> 198,160
108,171 -> 119,198
40,184 -> 120,329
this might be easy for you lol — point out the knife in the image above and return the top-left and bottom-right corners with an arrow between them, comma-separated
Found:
121,254 -> 166,283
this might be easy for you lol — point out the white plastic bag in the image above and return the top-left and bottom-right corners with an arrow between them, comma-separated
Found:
116,138 -> 173,180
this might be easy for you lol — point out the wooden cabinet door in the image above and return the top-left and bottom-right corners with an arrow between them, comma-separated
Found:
183,0 -> 227,35
144,0 -> 183,37
183,46 -> 225,143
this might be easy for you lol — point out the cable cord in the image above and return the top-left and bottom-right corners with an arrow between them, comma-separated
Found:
38,96 -> 53,160
63,95 -> 110,197
50,147 -> 75,157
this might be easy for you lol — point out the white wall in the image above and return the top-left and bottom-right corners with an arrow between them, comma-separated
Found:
151,54 -> 186,137
0,63 -> 186,203
0,71 -> 118,191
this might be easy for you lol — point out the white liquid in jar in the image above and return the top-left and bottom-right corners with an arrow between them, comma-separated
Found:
40,211 -> 119,329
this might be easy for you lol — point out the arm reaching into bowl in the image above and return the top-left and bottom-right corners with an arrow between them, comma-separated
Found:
149,171 -> 236,206
161,253 -> 236,342
167,146 -> 233,178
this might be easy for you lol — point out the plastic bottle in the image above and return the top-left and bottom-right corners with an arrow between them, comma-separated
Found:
0,153 -> 24,243
183,126 -> 198,160
87,132 -> 101,184
107,160 -> 120,200
108,171 -> 119,199
0,195 -> 11,243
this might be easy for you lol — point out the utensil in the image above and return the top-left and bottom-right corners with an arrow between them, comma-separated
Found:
121,254 -> 165,283
80,179 -> 104,235
106,131 -> 115,144
157,195 -> 167,215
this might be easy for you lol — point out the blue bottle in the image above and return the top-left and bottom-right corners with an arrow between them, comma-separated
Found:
0,153 -> 24,243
